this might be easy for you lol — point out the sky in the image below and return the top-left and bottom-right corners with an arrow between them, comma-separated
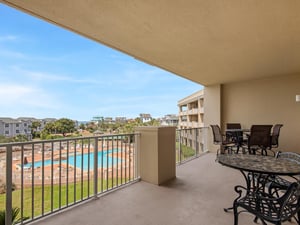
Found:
0,4 -> 202,121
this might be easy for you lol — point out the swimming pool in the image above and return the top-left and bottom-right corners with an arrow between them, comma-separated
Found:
23,149 -> 123,171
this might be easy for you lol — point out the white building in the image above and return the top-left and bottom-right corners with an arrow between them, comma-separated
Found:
160,114 -> 179,126
0,117 -> 32,139
139,113 -> 152,123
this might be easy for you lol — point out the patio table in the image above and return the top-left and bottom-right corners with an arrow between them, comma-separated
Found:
225,129 -> 249,153
216,153 -> 300,212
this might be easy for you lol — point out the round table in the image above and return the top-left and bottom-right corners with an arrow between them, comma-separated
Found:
216,153 -> 300,213
217,154 -> 300,176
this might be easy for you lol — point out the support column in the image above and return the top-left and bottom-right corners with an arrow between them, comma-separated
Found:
135,126 -> 176,185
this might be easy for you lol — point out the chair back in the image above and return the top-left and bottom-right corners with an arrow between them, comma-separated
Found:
226,123 -> 241,130
276,151 -> 300,163
271,124 -> 283,148
248,125 -> 272,149
210,125 -> 222,144
278,182 -> 300,222
235,182 -> 300,224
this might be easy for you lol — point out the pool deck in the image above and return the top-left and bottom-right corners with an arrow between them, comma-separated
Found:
3,143 -> 133,187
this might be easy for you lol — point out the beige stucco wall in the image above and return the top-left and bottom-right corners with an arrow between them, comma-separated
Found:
221,74 -> 300,153
203,84 -> 221,152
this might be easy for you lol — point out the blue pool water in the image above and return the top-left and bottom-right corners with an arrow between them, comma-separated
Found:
24,149 -> 122,171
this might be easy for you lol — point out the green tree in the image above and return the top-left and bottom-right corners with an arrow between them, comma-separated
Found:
79,123 -> 86,130
86,122 -> 97,133
55,118 -> 76,137
144,118 -> 160,126
31,121 -> 41,139
40,118 -> 76,138
41,121 -> 57,137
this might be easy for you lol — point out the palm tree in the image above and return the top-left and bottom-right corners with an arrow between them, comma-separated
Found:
0,207 -> 29,225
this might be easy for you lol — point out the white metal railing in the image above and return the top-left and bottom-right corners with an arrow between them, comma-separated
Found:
176,127 -> 209,164
0,133 -> 139,225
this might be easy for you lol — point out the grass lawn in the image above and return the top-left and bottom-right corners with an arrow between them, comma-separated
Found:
0,178 -> 127,219
176,142 -> 196,162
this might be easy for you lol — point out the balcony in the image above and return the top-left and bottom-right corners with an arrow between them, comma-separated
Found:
179,111 -> 188,116
188,108 -> 199,115
1,127 -> 212,225
29,153 -> 255,225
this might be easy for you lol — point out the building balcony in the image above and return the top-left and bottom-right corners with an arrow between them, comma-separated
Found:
188,108 -> 199,114
29,153 -> 254,225
179,111 -> 188,116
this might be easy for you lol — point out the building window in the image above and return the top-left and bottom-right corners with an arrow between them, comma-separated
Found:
16,130 -> 20,133
16,124 -> 19,127
24,123 -> 27,126
5,131 -> 9,135
5,124 -> 9,128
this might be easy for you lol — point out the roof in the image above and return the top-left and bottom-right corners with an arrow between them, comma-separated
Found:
178,89 -> 204,105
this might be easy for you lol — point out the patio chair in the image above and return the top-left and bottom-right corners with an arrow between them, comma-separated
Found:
244,125 -> 273,155
226,123 -> 242,130
210,125 -> 236,154
268,151 -> 300,197
226,123 -> 245,153
270,124 -> 283,149
234,182 -> 300,225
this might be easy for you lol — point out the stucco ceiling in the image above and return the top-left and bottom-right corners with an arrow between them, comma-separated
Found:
1,0 -> 300,86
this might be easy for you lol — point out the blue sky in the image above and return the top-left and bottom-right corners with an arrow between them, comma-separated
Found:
0,4 -> 202,121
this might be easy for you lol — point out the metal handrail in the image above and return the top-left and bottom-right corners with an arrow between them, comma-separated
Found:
176,127 -> 209,164
1,133 -> 139,225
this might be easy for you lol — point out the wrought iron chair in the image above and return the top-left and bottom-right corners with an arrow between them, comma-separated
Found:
234,182 -> 300,225
268,151 -> 300,197
244,125 -> 273,156
210,124 -> 236,154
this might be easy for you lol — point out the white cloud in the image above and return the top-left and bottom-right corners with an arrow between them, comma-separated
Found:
0,83 -> 60,109
0,35 -> 18,42
13,67 -> 107,85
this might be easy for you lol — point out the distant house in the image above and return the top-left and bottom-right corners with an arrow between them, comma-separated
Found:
160,114 -> 179,127
139,113 -> 152,123
104,117 -> 114,124
115,117 -> 127,123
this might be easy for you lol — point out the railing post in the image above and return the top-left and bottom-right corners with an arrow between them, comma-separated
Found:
93,137 -> 98,198
6,144 -> 13,225
135,133 -> 141,179
179,130 -> 182,164
196,128 -> 199,157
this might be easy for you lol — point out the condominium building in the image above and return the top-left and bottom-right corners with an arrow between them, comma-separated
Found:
0,117 -> 59,140
177,89 -> 204,129
0,117 -> 32,139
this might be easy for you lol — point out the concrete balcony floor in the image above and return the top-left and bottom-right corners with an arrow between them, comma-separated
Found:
32,153 -> 256,225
